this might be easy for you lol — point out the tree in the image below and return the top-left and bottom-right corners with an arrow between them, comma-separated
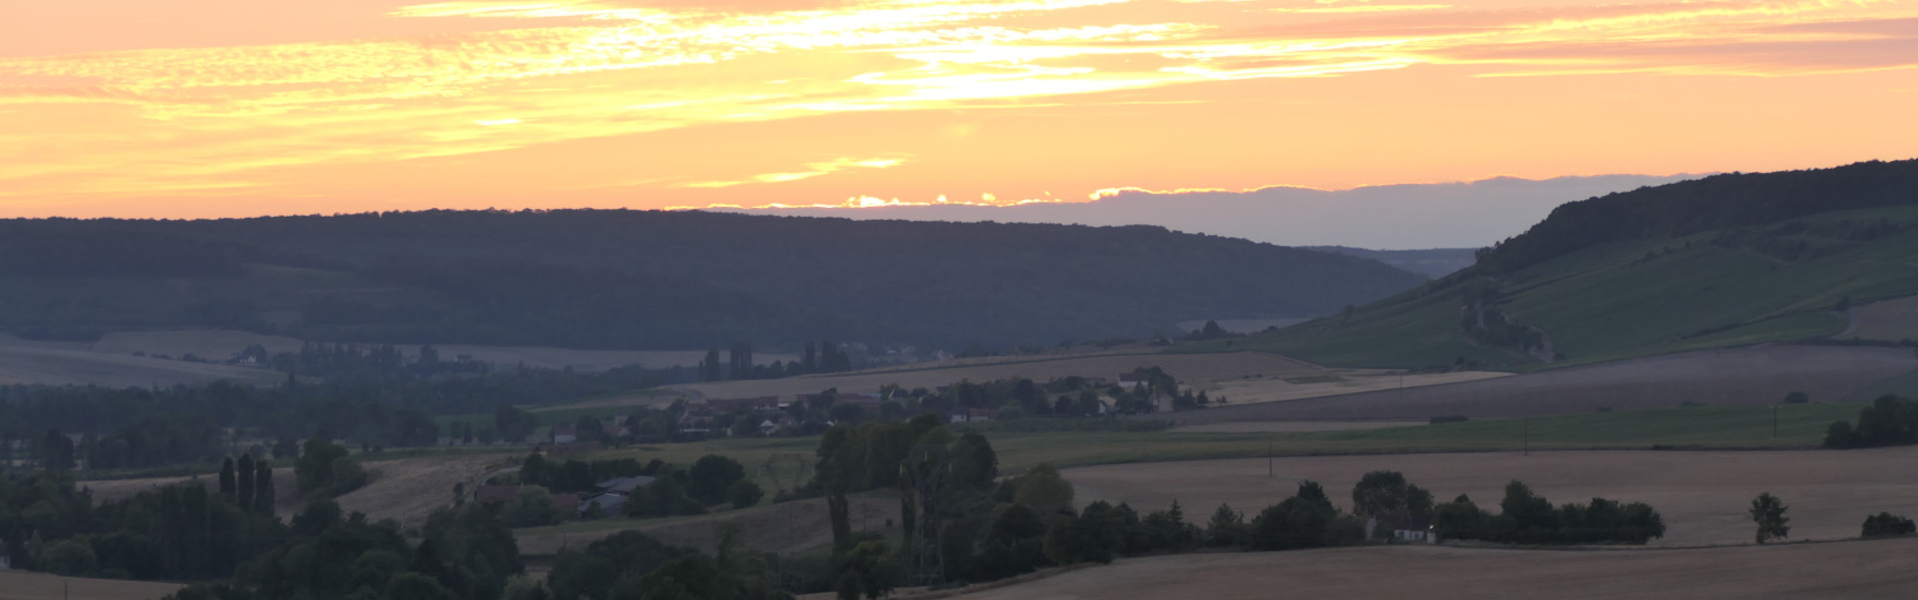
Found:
384,572 -> 457,600
836,540 -> 903,600
506,485 -> 563,528
635,555 -> 734,600
726,480 -> 764,509
1205,503 -> 1246,547
296,437 -> 351,493
254,459 -> 276,516
1750,493 -> 1790,544
1351,471 -> 1434,526
1782,391 -> 1810,404
219,457 -> 238,499
1013,464 -> 1074,517
687,455 -> 747,506
40,429 -> 74,471
237,453 -> 256,511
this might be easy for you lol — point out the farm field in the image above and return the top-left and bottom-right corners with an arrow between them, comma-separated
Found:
1164,345 -> 1917,423
1064,445 -> 1918,547
0,335 -> 282,387
0,570 -> 182,600
955,538 -> 1918,600
1851,294 -> 1918,341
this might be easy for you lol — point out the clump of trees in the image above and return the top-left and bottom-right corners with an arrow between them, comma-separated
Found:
1823,395 -> 1918,449
1861,512 -> 1916,538
294,438 -> 367,498
1433,480 -> 1665,544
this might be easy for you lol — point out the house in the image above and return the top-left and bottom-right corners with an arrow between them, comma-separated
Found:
1118,373 -> 1148,389
474,484 -> 520,512
1395,516 -> 1436,543
580,493 -> 627,516
550,425 -> 577,445
596,476 -> 656,495
551,493 -> 581,513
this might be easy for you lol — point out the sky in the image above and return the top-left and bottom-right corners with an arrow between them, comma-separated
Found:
1,0 -> 1915,220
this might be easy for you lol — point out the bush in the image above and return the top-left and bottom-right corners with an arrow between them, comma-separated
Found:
1861,512 -> 1916,537
1782,391 -> 1811,404
1433,480 -> 1664,544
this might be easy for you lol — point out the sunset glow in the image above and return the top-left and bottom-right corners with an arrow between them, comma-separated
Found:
3,0 -> 1915,217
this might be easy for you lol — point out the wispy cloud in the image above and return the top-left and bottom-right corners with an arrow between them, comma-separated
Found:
681,157 -> 906,188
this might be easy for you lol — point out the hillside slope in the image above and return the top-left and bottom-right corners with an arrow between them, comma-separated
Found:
0,211 -> 1424,350
1198,160 -> 1918,369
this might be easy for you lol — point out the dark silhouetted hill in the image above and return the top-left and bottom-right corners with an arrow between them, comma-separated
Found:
0,210 -> 1426,350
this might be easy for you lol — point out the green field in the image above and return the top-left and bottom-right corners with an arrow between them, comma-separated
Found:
1193,205 -> 1918,369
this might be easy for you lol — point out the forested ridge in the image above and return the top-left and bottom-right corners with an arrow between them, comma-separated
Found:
1472,159 -> 1918,275
0,210 -> 1422,350
1216,159 -> 1918,368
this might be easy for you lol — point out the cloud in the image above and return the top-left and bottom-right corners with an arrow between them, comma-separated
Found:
1,0 -> 1915,205
680,156 -> 905,188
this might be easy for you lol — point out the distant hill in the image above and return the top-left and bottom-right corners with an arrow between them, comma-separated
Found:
727,174 -> 1697,249
0,211 -> 1425,351
1195,159 -> 1918,369
1301,247 -> 1478,279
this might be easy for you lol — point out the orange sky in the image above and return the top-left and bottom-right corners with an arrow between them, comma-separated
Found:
2,0 -> 1915,218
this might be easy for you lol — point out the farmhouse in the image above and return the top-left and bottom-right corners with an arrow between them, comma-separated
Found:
550,425 -> 577,445
949,408 -> 997,423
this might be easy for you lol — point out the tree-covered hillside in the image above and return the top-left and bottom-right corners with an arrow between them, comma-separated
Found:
0,211 -> 1424,350
1201,159 -> 1918,369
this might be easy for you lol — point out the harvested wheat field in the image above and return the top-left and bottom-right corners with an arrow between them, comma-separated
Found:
334,453 -> 513,531
1200,369 -> 1508,405
84,453 -> 506,532
955,537 -> 1918,600
0,570 -> 183,600
1067,446 -> 1918,547
516,494 -> 898,556
665,352 -> 1324,403
1852,294 -> 1918,342
1166,345 -> 1918,423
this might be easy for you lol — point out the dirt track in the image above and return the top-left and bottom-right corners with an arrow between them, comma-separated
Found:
954,538 -> 1918,600
1066,446 -> 1918,547
1160,345 -> 1917,422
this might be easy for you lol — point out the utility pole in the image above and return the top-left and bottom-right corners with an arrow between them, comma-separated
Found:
1267,439 -> 1273,477
1523,417 -> 1529,457
1773,404 -> 1779,438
